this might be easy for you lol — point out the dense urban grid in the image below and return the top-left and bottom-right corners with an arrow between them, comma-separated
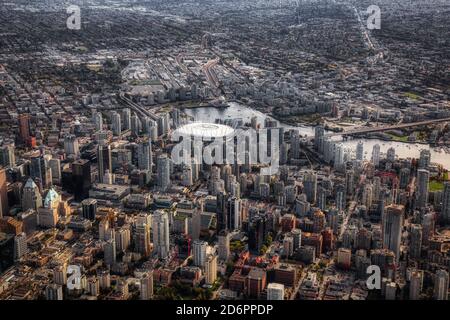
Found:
0,0 -> 450,301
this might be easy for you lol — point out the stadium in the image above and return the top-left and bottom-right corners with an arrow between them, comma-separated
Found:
172,122 -> 235,140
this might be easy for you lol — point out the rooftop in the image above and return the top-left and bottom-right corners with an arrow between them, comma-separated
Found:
173,122 -> 234,139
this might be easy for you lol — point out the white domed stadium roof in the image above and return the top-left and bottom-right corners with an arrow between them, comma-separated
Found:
173,122 -> 234,139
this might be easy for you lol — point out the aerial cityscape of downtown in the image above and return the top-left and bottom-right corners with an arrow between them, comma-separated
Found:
1,0 -> 450,303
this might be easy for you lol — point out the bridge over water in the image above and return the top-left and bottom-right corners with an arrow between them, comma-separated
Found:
324,117 -> 450,138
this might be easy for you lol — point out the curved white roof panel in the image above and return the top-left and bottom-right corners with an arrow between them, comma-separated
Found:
173,122 -> 234,139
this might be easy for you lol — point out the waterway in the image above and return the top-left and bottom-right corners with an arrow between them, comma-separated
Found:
183,102 -> 450,170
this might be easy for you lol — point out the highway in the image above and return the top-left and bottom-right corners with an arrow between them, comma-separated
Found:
175,53 -> 189,74
339,200 -> 356,242
352,5 -> 375,52
202,58 -> 220,88
118,92 -> 158,121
